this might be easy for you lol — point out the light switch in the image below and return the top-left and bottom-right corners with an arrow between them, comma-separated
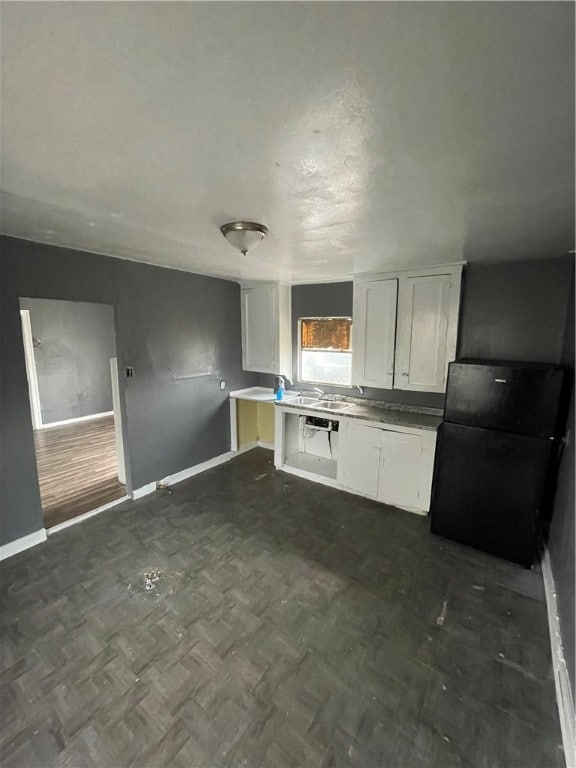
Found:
220,380 -> 226,390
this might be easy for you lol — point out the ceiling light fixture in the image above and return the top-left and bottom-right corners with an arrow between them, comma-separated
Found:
220,221 -> 268,256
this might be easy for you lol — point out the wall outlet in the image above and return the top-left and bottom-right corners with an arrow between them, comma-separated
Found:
220,380 -> 226,390
126,366 -> 134,378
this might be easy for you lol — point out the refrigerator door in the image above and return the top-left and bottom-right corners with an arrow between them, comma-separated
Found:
430,422 -> 554,566
444,360 -> 566,438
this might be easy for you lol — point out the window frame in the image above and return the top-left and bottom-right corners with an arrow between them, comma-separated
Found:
297,316 -> 353,388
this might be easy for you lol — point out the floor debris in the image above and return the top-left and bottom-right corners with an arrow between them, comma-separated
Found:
144,569 -> 162,590
254,473 -> 267,481
119,567 -> 189,597
472,584 -> 485,591
436,598 -> 448,626
497,653 -> 538,680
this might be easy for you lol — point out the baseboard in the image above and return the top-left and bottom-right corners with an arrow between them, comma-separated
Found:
235,441 -> 273,453
42,411 -> 113,429
159,450 -> 238,487
47,496 -> 130,534
0,528 -> 47,561
133,444 -> 264,498
1,445 -> 264,558
236,441 -> 258,454
131,482 -> 157,500
542,548 -> 576,768
280,463 -> 341,490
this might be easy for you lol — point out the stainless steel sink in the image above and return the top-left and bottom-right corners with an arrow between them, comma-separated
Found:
310,400 -> 354,412
284,396 -> 320,406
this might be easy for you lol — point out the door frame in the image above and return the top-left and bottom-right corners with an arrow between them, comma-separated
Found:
110,357 -> 127,485
19,299 -> 132,504
20,309 -> 43,430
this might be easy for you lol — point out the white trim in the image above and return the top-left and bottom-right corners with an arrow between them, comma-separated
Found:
47,496 -> 129,534
110,358 -> 126,485
41,411 -> 113,430
236,441 -> 259,454
289,276 -> 353,286
234,440 -> 274,454
230,397 -> 238,451
3,446 -> 267,557
290,264 -> 466,286
297,315 -> 354,389
0,528 -> 47,561
160,450 -> 238,486
134,444 -> 266,498
280,463 -> 344,490
353,261 -> 466,280
542,548 -> 576,768
131,482 -> 157,500
20,310 -> 43,430
279,465 -> 427,515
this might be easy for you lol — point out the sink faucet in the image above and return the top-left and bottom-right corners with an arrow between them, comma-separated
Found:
312,387 -> 336,401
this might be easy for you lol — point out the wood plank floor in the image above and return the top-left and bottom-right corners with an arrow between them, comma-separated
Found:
0,449 -> 563,768
33,416 -> 125,528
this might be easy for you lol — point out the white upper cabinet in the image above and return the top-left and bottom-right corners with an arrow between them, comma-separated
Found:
241,282 -> 292,377
352,278 -> 397,390
352,264 -> 462,393
394,273 -> 450,392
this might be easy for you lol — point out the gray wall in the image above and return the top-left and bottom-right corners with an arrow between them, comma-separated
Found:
260,257 -> 573,408
20,297 -> 116,424
548,268 -> 575,699
0,236 -> 257,545
458,258 -> 572,363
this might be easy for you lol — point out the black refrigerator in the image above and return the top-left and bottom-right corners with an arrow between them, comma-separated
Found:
430,359 -> 568,567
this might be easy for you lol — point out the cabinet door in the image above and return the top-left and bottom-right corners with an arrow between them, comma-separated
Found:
394,274 -> 451,392
352,279 -> 397,389
378,430 -> 423,509
241,285 -> 277,373
339,421 -> 382,498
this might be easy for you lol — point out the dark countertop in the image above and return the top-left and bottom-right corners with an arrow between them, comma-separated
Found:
275,397 -> 443,431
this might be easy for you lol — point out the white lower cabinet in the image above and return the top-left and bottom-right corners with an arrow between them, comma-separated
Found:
338,420 -> 434,513
338,421 -> 382,498
377,429 -> 422,509
276,407 -> 437,515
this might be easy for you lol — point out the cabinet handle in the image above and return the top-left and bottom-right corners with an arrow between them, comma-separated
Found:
387,371 -> 394,376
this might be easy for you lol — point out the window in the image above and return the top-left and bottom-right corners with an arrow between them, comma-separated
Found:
298,317 -> 352,386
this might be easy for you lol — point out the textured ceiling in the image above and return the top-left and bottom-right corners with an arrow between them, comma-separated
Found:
1,2 -> 574,282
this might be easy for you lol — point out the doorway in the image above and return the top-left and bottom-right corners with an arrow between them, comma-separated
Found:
19,297 -> 128,529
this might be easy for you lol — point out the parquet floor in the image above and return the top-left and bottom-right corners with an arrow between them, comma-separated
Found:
33,416 -> 125,528
0,449 -> 564,767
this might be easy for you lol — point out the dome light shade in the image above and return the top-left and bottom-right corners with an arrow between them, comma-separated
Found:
220,221 -> 268,255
